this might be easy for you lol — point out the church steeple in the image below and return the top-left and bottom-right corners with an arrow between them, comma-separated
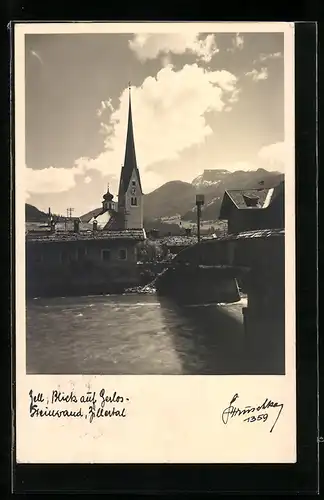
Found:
124,85 -> 137,172
117,83 -> 144,230
118,84 -> 143,195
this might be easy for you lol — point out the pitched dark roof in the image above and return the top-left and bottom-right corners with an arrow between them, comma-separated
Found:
226,188 -> 271,209
227,228 -> 285,240
80,207 -> 102,223
103,211 -> 125,230
26,229 -> 146,243
198,228 -> 285,245
219,180 -> 284,219
118,91 -> 143,196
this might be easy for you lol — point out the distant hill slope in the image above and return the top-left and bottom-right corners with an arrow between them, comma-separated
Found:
78,168 -> 284,223
143,181 -> 196,220
25,204 -> 48,222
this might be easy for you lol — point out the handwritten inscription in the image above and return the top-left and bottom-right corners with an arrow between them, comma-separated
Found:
221,393 -> 284,432
29,389 -> 130,423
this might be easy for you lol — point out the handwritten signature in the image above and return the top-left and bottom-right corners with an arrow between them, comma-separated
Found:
221,393 -> 284,432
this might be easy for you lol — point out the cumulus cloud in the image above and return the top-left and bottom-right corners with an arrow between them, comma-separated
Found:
129,33 -> 219,62
25,63 -> 239,197
256,52 -> 283,63
25,161 -> 88,196
245,67 -> 268,82
227,33 -> 244,53
258,141 -> 288,171
96,98 -> 114,117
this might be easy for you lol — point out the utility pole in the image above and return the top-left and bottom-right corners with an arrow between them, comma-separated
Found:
67,207 -> 74,219
195,194 -> 205,243
65,208 -> 74,230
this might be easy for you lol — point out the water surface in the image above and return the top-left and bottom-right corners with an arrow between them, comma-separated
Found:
26,293 -> 252,375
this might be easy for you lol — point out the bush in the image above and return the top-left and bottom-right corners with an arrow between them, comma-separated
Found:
136,240 -> 163,262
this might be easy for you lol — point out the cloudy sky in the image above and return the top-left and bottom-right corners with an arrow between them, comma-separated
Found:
25,29 -> 285,215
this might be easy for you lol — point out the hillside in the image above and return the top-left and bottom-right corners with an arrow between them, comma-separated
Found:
25,204 -> 48,222
74,168 -> 284,223
143,181 -> 196,220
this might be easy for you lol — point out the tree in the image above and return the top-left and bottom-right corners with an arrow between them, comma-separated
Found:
136,240 -> 163,262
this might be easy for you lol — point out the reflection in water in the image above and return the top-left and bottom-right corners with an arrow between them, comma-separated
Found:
26,294 -> 275,375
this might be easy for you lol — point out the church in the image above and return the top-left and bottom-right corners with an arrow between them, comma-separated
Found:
25,87 -> 147,297
89,86 -> 144,233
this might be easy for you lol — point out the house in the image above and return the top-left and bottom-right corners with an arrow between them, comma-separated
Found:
26,229 -> 146,297
219,180 -> 284,234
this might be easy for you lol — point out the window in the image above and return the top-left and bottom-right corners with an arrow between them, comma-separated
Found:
132,180 -> 136,186
101,249 -> 111,261
76,247 -> 87,260
118,248 -> 127,260
131,197 -> 137,206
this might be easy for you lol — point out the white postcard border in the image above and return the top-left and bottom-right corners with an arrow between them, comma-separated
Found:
15,22 -> 296,464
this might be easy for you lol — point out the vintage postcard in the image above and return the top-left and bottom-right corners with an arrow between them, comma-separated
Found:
15,22 -> 296,463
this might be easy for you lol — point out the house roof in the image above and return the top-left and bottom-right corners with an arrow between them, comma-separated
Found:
89,208 -> 117,229
219,180 -> 284,219
226,188 -> 271,209
26,228 -> 146,243
226,228 -> 285,240
157,235 -> 215,247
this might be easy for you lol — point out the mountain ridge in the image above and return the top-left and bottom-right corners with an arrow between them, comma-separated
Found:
25,203 -> 48,222
26,168 -> 284,223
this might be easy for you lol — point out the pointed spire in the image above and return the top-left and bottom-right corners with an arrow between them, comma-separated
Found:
124,84 -> 136,167
119,82 -> 142,194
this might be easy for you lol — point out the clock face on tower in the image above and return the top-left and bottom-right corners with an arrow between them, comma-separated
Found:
131,187 -> 136,195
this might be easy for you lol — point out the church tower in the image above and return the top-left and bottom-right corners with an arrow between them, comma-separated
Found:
117,85 -> 143,230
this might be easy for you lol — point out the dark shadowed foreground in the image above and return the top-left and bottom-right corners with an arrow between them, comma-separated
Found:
26,294 -> 284,375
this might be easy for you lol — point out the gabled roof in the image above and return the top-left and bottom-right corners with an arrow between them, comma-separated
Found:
219,181 -> 284,219
90,208 -> 117,229
118,88 -> 143,196
103,211 -> 125,230
226,188 -> 271,209
26,228 -> 146,243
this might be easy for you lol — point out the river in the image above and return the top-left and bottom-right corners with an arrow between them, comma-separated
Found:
25,293 -> 261,375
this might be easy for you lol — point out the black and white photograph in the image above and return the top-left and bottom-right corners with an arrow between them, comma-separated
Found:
23,26 -> 289,376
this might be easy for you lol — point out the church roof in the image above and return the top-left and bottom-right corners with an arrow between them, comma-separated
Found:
118,87 -> 143,195
90,209 -> 116,229
103,186 -> 114,201
103,211 -> 125,230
